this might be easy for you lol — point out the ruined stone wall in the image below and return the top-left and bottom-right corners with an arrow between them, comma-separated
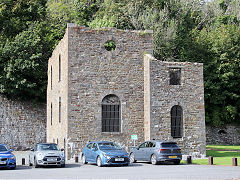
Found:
206,125 -> 240,145
47,27 -> 69,153
146,54 -> 206,158
0,95 -> 46,150
67,26 -> 153,156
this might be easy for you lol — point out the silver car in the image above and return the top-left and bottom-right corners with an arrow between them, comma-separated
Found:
130,140 -> 182,165
29,143 -> 65,168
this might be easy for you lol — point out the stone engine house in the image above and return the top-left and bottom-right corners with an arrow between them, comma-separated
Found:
47,24 -> 206,159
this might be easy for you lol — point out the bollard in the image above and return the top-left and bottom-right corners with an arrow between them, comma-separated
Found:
22,158 -> 25,165
232,158 -> 237,166
209,156 -> 213,165
75,155 -> 78,163
187,156 -> 192,164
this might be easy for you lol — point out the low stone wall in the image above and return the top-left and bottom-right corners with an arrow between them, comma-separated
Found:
206,125 -> 240,145
0,95 -> 46,150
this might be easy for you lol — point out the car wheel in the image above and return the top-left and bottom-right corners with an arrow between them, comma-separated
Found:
130,153 -> 136,163
29,156 -> 33,166
61,163 -> 65,167
34,158 -> 39,168
151,154 -> 158,165
82,154 -> 88,164
174,160 -> 180,165
97,156 -> 102,167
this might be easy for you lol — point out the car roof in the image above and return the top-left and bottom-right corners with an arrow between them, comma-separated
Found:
88,141 -> 114,144
36,143 -> 57,145
0,144 -> 7,146
148,140 -> 177,144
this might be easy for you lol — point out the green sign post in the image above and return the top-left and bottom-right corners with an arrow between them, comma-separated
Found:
131,134 -> 138,147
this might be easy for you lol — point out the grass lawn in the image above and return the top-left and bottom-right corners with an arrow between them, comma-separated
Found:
181,145 -> 240,165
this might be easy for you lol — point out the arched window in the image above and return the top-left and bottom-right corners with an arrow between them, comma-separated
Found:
102,94 -> 120,132
171,105 -> 183,138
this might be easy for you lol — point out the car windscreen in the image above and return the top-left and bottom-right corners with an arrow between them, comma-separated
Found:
98,143 -> 122,150
0,145 -> 8,152
161,143 -> 178,148
37,144 -> 59,151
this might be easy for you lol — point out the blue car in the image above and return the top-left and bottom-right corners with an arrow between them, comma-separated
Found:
81,141 -> 129,167
0,144 -> 16,169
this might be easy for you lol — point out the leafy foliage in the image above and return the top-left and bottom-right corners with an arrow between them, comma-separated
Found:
0,0 -> 239,126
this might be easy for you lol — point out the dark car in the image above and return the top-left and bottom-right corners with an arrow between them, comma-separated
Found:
130,140 -> 182,165
82,141 -> 130,167
0,144 -> 16,169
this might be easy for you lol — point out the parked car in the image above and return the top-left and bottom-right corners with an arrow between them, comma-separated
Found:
29,143 -> 65,168
82,141 -> 129,167
130,140 -> 182,165
0,144 -> 16,169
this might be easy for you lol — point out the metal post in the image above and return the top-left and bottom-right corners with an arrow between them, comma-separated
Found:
22,158 -> 25,165
209,156 -> 213,165
232,158 -> 237,166
187,156 -> 192,164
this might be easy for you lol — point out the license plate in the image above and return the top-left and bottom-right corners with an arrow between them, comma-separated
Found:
115,158 -> 124,161
169,156 -> 177,158
0,161 -> 6,164
47,158 -> 57,161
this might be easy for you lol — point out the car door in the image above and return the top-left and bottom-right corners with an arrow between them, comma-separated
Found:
135,142 -> 147,160
84,143 -> 93,162
145,141 -> 155,160
90,143 -> 98,162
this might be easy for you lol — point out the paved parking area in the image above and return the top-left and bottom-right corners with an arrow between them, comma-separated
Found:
0,162 -> 240,180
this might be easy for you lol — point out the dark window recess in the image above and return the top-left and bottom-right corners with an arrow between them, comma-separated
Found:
59,97 -> 61,123
51,103 -> 52,126
102,94 -> 120,132
169,68 -> 181,85
51,66 -> 53,90
171,105 -> 183,138
59,54 -> 61,82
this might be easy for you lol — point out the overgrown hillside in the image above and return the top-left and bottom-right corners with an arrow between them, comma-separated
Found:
0,0 -> 239,126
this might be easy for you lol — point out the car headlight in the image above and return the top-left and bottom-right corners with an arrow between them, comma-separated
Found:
37,153 -> 44,159
9,156 -> 16,160
103,154 -> 111,159
60,153 -> 65,159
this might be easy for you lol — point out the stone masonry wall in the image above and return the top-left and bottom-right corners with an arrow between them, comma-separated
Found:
47,27 -> 69,155
206,125 -> 240,145
146,54 -> 206,158
0,95 -> 46,150
67,26 -> 153,156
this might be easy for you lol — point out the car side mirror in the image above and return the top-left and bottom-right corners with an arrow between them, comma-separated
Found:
9,149 -> 13,152
61,148 -> 64,151
30,148 -> 34,151
92,147 -> 97,151
136,147 -> 140,150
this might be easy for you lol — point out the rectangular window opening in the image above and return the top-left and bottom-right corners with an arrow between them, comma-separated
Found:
59,54 -> 61,82
169,68 -> 181,85
59,97 -> 61,123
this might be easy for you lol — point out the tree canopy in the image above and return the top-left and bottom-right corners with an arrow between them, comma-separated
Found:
0,0 -> 239,126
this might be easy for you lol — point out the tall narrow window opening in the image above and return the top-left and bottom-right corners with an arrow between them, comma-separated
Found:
51,66 -> 53,90
59,54 -> 61,82
102,94 -> 120,132
59,97 -> 61,123
51,103 -> 52,126
171,105 -> 183,138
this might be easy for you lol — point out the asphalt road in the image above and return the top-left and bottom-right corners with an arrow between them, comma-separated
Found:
0,162 -> 240,180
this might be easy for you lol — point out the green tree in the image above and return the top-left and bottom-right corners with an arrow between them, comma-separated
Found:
0,22 -> 53,101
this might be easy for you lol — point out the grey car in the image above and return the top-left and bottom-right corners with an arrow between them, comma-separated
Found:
130,140 -> 182,165
29,143 -> 65,168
